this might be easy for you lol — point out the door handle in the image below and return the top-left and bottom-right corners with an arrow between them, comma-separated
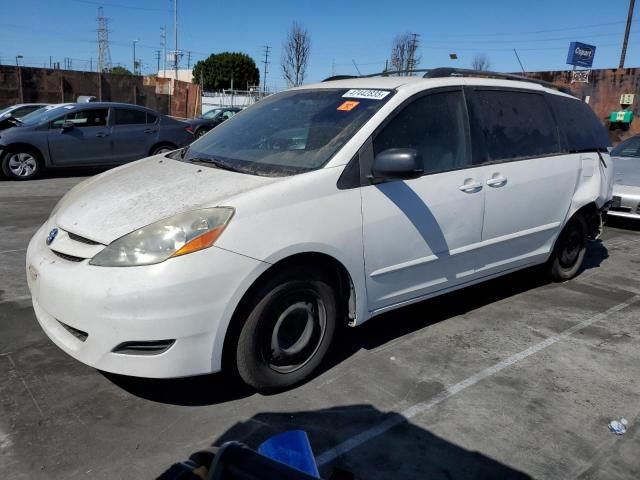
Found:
459,181 -> 482,193
486,175 -> 507,187
144,129 -> 156,134
95,132 -> 109,138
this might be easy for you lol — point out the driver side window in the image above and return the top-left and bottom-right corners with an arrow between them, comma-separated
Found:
373,90 -> 471,175
51,108 -> 109,128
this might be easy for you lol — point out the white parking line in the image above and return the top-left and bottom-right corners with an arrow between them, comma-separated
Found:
316,295 -> 640,467
0,295 -> 31,305
0,248 -> 27,255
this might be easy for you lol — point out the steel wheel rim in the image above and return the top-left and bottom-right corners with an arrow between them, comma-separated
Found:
262,289 -> 327,374
559,223 -> 584,268
155,147 -> 172,154
8,153 -> 37,177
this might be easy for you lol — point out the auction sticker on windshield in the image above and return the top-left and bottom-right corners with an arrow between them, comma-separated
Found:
337,100 -> 360,111
342,89 -> 391,100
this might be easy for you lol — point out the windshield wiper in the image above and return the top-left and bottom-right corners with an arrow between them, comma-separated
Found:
187,157 -> 243,173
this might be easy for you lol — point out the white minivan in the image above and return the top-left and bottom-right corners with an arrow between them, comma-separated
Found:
26,69 -> 613,392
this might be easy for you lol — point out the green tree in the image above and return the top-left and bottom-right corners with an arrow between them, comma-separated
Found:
110,66 -> 132,75
192,52 -> 259,91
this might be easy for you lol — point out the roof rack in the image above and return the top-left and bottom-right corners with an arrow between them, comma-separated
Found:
321,67 -> 571,94
423,68 -> 571,93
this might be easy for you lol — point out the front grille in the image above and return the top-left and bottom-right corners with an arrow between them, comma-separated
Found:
112,340 -> 175,356
68,232 -> 100,245
58,321 -> 88,342
51,250 -> 84,262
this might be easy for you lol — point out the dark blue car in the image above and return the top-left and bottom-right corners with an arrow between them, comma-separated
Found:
0,102 -> 194,180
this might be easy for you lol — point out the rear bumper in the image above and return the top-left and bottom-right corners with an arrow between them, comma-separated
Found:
607,187 -> 640,220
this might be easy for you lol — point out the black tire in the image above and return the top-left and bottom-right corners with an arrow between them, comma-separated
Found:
1,148 -> 42,180
195,128 -> 208,138
150,143 -> 176,156
549,214 -> 588,281
236,268 -> 338,393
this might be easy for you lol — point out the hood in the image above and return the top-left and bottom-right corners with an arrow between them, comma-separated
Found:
55,156 -> 280,244
612,156 -> 640,187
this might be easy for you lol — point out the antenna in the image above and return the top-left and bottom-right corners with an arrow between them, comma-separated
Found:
97,6 -> 112,73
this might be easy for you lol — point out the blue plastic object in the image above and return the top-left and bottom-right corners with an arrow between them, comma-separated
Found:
258,430 -> 320,478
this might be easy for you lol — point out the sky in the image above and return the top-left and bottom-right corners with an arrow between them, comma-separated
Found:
1,0 -> 639,90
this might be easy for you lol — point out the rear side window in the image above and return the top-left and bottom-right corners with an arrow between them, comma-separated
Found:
115,108 -> 147,125
146,113 -> 157,124
550,95 -> 611,152
470,90 -> 560,162
373,90 -> 471,174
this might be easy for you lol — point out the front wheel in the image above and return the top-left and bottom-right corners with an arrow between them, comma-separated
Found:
150,144 -> 176,156
549,214 -> 588,281
1,149 -> 41,180
236,269 -> 338,393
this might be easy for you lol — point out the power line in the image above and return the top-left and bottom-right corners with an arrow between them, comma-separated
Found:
451,19 -> 640,37
71,0 -> 170,12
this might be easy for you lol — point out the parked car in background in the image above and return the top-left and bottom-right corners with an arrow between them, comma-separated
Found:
186,107 -> 242,138
608,135 -> 640,219
0,103 -> 49,131
26,70 -> 612,392
0,102 -> 194,179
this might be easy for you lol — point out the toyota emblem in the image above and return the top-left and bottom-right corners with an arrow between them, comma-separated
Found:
46,228 -> 59,246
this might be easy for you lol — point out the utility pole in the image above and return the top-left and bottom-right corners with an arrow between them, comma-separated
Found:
160,26 -> 167,76
97,6 -> 113,73
90,57 -> 92,72
407,33 -> 420,74
187,51 -> 192,70
155,50 -> 161,73
133,39 -> 138,75
174,0 -> 179,81
262,45 -> 271,94
49,56 -> 52,69
620,0 -> 636,68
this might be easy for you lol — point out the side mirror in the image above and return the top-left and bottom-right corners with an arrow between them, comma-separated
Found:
372,148 -> 424,181
61,121 -> 75,132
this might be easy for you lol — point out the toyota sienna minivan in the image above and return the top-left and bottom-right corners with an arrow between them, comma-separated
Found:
27,69 -> 613,392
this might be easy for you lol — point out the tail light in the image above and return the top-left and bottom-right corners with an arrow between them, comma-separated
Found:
185,126 -> 194,135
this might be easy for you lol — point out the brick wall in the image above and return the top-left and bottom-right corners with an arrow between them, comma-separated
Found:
0,66 -> 201,117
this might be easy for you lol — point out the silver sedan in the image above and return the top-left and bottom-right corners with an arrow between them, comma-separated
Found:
609,135 -> 640,219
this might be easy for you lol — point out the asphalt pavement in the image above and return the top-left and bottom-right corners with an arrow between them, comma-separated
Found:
1,174 -> 639,479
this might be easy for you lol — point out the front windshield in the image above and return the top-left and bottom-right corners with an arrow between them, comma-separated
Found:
202,108 -> 222,119
181,88 -> 393,176
21,104 -> 76,127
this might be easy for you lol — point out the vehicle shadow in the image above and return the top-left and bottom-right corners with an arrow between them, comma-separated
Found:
605,216 -> 640,232
105,242 -> 608,406
173,404 -> 532,479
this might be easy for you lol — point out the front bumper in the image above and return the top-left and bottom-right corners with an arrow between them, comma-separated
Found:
26,221 -> 269,378
607,186 -> 640,220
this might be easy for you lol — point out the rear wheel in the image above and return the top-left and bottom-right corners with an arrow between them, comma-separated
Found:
1,149 -> 41,180
195,128 -> 208,138
549,214 -> 588,281
236,269 -> 338,393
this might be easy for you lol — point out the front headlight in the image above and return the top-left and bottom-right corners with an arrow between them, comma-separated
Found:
90,207 -> 234,267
